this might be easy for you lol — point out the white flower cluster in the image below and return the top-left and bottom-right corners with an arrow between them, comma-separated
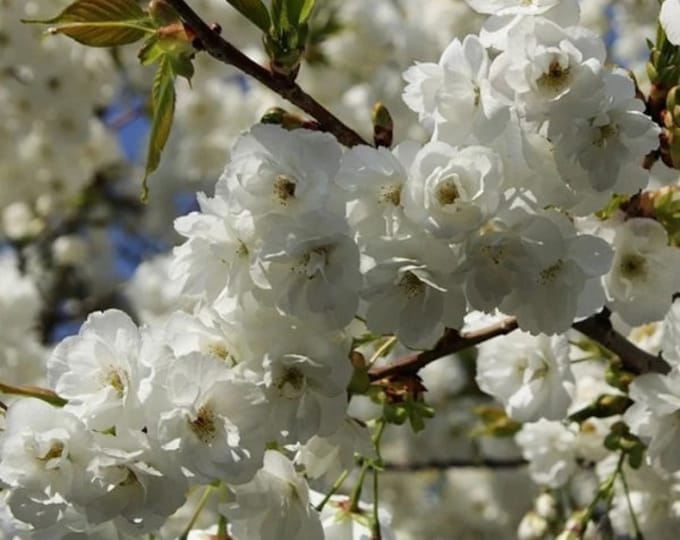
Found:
3,0 -> 680,538
0,0 -> 120,239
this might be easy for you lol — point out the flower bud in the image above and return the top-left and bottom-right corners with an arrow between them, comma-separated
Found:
534,492 -> 558,521
517,511 -> 548,540
52,235 -> 88,266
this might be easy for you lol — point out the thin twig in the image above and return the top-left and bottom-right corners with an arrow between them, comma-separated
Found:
165,0 -> 369,148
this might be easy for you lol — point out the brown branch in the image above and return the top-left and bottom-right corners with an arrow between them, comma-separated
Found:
369,309 -> 670,382
382,457 -> 527,471
572,309 -> 670,375
165,0 -> 369,148
368,317 -> 518,381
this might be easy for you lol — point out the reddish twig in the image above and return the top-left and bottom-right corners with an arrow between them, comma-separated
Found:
165,0 -> 369,148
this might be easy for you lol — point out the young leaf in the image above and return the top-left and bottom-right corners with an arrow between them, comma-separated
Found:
143,55 -> 176,202
23,0 -> 153,47
270,0 -> 287,33
272,0 -> 315,31
226,0 -> 271,33
288,0 -> 316,26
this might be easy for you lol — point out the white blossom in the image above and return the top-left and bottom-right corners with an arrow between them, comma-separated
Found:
220,450 -> 323,540
661,0 -> 680,46
477,331 -> 574,422
402,142 -> 504,241
515,420 -> 578,488
606,218 -> 680,325
402,34 -> 508,145
143,352 -> 271,484
47,310 -> 150,431
624,369 -> 680,472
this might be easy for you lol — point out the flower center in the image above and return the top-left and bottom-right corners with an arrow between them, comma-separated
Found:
276,366 -> 306,399
189,405 -> 217,444
398,271 -> 426,299
619,253 -> 647,280
538,259 -> 564,285
294,247 -> 329,278
537,60 -> 571,94
379,183 -> 402,206
39,441 -> 65,463
592,124 -> 619,148
273,174 -> 297,204
436,178 -> 460,206
106,368 -> 126,398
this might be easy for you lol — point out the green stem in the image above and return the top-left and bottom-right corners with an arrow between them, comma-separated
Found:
619,467 -> 644,540
315,469 -> 350,512
372,467 -> 382,540
370,419 -> 387,538
178,485 -> 214,540
578,452 -> 625,539
349,461 -> 371,513
217,515 -> 230,539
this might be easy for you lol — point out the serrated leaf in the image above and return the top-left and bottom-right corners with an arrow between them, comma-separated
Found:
138,36 -> 165,65
226,0 -> 271,33
23,0 -> 152,47
142,55 -> 176,202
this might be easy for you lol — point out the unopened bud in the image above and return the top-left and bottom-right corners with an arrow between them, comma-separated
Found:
517,511 -> 548,540
52,235 -> 88,266
534,493 -> 557,521
260,107 -> 311,131
669,126 -> 680,169
372,102 -> 393,148
666,86 -> 680,128
2,202 -> 43,240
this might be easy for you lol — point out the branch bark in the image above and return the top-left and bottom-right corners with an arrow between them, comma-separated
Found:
572,309 -> 670,375
382,457 -> 527,471
368,317 -> 518,381
368,310 -> 670,382
165,0 -> 369,148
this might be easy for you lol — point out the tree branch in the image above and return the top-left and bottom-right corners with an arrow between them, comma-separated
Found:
164,0 -> 369,148
572,309 -> 670,375
382,457 -> 527,471
368,317 -> 518,381
368,310 -> 670,382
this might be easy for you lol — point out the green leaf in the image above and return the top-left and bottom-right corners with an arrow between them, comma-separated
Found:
23,0 -> 153,47
291,0 -> 316,25
270,0 -> 315,33
138,36 -> 165,66
270,0 -> 286,35
143,55 -> 176,202
226,0 -> 271,33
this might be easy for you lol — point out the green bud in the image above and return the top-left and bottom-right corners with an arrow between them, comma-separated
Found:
669,126 -> 680,168
372,102 -> 393,148
627,444 -> 644,469
260,107 -> 287,125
